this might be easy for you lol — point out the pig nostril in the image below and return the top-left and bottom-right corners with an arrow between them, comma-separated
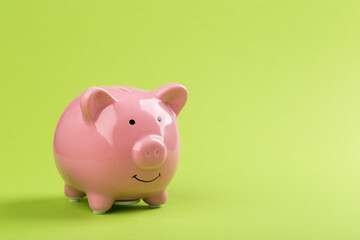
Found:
145,150 -> 150,157
154,149 -> 159,156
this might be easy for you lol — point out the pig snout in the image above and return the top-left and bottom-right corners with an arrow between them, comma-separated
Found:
132,136 -> 167,169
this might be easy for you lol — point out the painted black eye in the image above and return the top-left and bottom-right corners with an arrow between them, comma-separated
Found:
157,116 -> 162,122
129,119 -> 135,125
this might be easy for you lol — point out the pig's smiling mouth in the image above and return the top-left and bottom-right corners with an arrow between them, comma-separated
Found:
132,173 -> 161,183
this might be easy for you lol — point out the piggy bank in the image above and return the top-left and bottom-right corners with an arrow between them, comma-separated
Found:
53,83 -> 188,214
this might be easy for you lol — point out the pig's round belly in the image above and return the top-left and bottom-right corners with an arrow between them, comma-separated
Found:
54,152 -> 178,199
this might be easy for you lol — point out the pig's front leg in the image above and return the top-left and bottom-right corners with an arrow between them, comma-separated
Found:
143,189 -> 167,208
64,184 -> 86,202
87,193 -> 114,214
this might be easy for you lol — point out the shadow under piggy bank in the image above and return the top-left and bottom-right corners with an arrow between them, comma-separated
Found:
0,197 -> 153,221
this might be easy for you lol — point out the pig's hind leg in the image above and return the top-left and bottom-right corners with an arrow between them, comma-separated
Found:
143,189 -> 167,208
64,184 -> 86,202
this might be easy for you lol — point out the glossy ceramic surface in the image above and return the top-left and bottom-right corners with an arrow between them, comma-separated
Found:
53,83 -> 188,213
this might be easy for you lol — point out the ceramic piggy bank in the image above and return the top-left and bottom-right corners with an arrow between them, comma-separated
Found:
53,83 -> 188,214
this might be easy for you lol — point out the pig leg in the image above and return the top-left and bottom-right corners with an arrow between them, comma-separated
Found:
143,189 -> 167,208
64,184 -> 86,202
87,193 -> 114,214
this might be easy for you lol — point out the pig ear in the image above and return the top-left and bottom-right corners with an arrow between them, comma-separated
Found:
153,83 -> 188,116
80,87 -> 117,123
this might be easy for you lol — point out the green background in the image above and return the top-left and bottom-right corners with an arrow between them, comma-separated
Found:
1,0 -> 360,239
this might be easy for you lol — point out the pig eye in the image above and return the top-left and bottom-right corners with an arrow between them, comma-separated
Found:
129,119 -> 136,125
157,116 -> 162,122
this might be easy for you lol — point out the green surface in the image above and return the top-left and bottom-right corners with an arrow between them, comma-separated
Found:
1,0 -> 360,239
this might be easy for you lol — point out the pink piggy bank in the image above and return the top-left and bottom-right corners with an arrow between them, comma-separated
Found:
53,83 -> 188,214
